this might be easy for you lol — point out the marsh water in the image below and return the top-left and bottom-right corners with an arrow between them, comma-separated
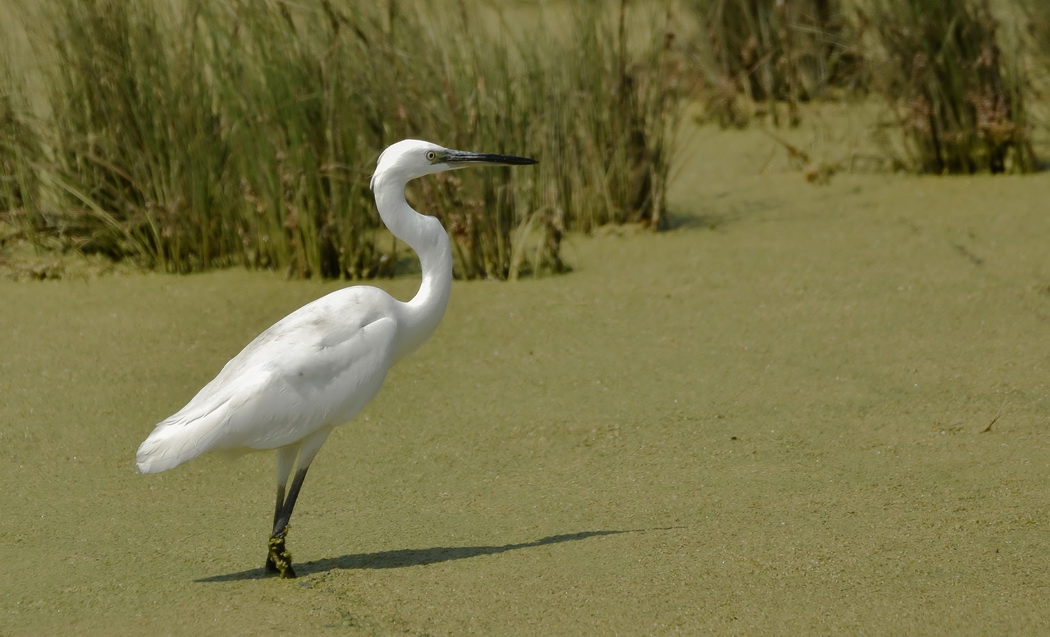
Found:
3,119 -> 1050,634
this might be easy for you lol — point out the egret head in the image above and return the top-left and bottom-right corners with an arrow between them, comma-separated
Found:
371,139 -> 536,190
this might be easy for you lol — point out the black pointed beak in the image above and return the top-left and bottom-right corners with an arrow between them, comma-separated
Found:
442,149 -> 538,167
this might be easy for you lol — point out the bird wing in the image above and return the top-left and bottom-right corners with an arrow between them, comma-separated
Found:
136,287 -> 401,473
219,314 -> 400,450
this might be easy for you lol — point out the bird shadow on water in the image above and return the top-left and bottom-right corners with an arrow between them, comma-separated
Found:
196,527 -> 679,583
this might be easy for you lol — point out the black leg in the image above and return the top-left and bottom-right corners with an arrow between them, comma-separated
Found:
272,483 -> 287,530
273,466 -> 309,537
266,466 -> 311,579
264,483 -> 288,575
263,431 -> 330,579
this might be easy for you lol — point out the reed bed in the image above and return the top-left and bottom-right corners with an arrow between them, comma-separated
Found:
0,0 -> 682,279
5,0 -> 1049,277
688,0 -> 861,127
0,51 -> 42,250
688,0 -> 1043,173
0,95 -> 39,221
863,0 -> 1036,173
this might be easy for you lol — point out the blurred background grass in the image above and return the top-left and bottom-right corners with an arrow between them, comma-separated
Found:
1,0 -> 1049,281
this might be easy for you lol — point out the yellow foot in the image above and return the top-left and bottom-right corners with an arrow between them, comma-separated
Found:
266,532 -> 297,579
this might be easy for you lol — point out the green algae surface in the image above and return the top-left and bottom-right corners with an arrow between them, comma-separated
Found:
3,123 -> 1050,635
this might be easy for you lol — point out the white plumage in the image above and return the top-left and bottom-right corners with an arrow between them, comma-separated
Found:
135,139 -> 536,578
135,289 -> 399,473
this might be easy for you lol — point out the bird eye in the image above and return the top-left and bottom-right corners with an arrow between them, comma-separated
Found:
425,150 -> 437,162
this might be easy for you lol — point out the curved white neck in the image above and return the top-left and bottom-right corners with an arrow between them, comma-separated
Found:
373,175 -> 453,361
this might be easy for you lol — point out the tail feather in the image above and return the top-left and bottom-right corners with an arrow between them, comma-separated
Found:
136,405 -> 230,474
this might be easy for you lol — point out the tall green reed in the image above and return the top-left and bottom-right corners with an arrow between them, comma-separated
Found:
39,0 -> 237,267
0,91 -> 41,226
864,0 -> 1036,173
511,0 -> 683,233
202,1 -> 383,278
689,0 -> 860,127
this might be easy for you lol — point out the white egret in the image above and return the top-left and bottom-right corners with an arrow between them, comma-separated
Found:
136,139 -> 537,578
